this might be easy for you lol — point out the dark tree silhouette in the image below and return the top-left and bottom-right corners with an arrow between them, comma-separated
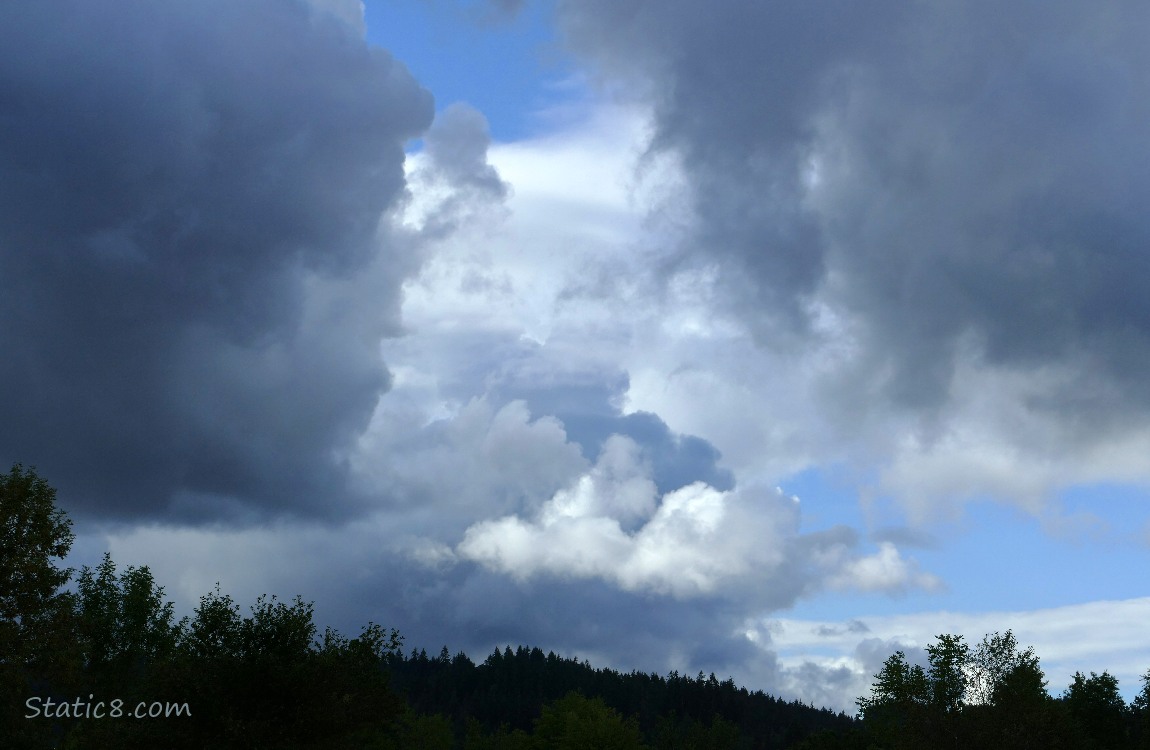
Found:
0,464 -> 77,749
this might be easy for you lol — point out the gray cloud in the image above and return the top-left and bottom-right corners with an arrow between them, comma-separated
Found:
406,102 -> 511,240
472,0 -> 529,25
814,619 -> 870,638
0,0 -> 434,522
555,0 -> 1150,431
493,376 -> 736,494
870,526 -> 940,550
304,0 -> 366,35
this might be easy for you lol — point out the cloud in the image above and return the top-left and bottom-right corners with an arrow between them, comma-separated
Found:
456,433 -> 937,602
304,0 -> 366,36
404,103 -> 511,239
0,0 -> 443,522
814,620 -> 870,637
552,0 -> 1150,517
755,598 -> 1150,712
488,0 -> 527,16
825,542 -> 943,594
352,397 -> 589,524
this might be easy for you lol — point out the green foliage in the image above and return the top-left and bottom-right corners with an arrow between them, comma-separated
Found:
240,593 -> 316,663
856,650 -> 930,715
786,727 -> 869,750
925,633 -> 968,715
388,643 -> 849,748
1133,670 -> 1150,714
1133,670 -> 1150,750
43,466 -> 1150,750
850,633 -> 1150,750
855,650 -> 932,748
75,553 -> 182,676
967,630 -> 1035,705
464,717 -> 533,750
1063,670 -> 1128,749
856,633 -> 1060,749
356,707 -> 457,750
183,583 -> 243,659
0,464 -> 75,667
653,712 -> 747,749
0,464 -> 77,749
966,634 -> 1009,706
956,631 -> 1054,748
531,691 -> 648,749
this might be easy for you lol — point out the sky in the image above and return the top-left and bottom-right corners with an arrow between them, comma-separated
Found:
4,0 -> 1150,713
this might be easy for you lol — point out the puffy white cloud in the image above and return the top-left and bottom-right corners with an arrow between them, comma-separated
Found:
456,434 -> 935,601
826,542 -> 943,594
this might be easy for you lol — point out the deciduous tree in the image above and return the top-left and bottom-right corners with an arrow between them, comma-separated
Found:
0,465 -> 76,749
1063,670 -> 1127,750
0,464 -> 75,670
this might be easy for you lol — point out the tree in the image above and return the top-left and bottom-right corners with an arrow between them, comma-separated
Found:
963,631 -> 1053,749
856,650 -> 931,716
74,553 -> 181,678
856,636 -> 969,748
0,465 -> 77,749
239,593 -> 315,663
1132,669 -> 1150,749
0,464 -> 75,669
532,691 -> 647,750
856,650 -> 931,747
925,634 -> 968,715
1062,671 -> 1127,749
967,630 -> 1037,705
182,583 -> 243,660
653,713 -> 746,749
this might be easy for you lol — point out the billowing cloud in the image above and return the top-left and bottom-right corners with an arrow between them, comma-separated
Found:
353,397 -> 589,523
0,0 -> 436,521
404,102 -> 511,239
553,0 -> 1150,515
455,434 -> 937,601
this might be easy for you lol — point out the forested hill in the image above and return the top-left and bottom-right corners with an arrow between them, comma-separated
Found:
385,643 -> 857,748
4,463 -> 853,749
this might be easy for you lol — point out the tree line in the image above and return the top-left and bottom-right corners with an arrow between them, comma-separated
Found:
796,630 -> 1150,749
2,464 -> 851,748
15,463 -> 1141,748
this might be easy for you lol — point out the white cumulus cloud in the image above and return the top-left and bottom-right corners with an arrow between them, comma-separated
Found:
456,435 -> 936,601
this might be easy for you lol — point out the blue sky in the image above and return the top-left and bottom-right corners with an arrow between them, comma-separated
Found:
366,0 -> 570,142
5,0 -> 1150,713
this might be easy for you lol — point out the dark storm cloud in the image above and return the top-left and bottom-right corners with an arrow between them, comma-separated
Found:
0,0 -> 433,521
323,554 -> 769,687
556,0 -> 1150,423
